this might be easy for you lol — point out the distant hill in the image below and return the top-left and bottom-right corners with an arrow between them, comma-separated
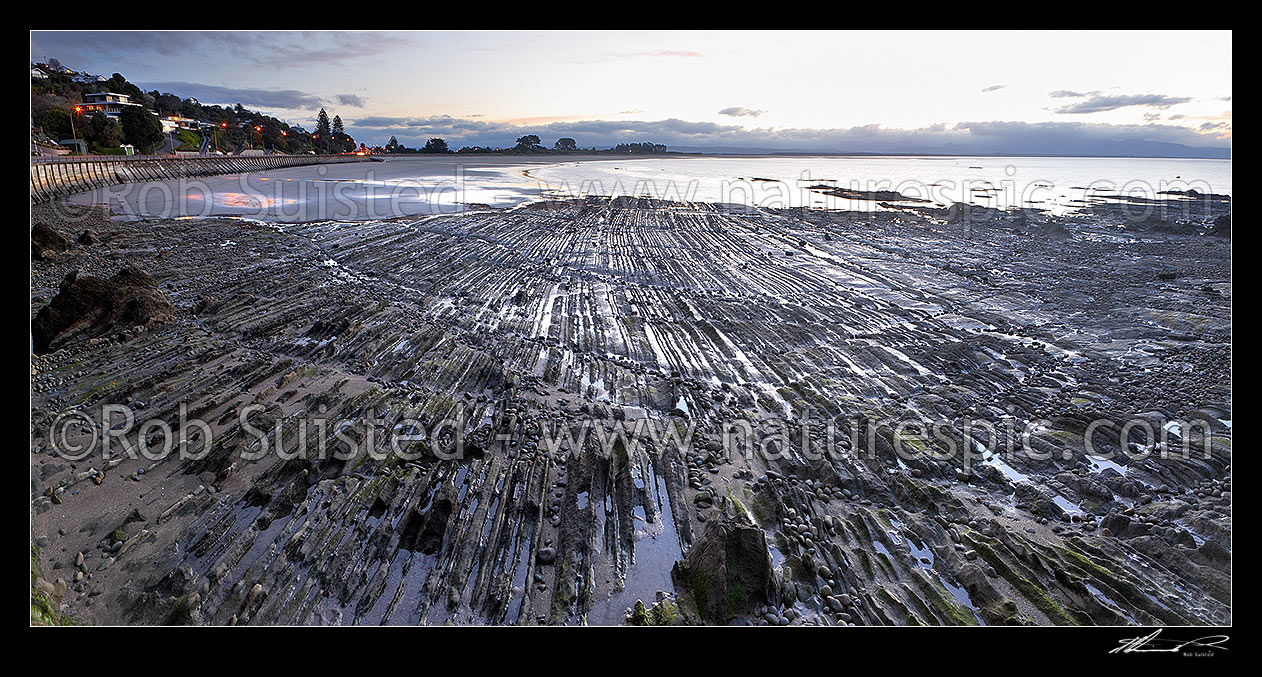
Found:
670,141 -> 1230,159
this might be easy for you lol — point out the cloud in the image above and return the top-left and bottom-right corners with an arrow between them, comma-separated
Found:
336,94 -> 367,108
344,114 -> 1230,157
981,84 -> 1006,93
138,81 -> 326,111
573,49 -> 703,64
31,31 -> 421,71
718,107 -> 766,118
1049,90 -> 1091,98
1051,92 -> 1192,114
645,50 -> 703,58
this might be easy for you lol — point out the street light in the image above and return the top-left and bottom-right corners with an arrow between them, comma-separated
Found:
70,105 -> 82,155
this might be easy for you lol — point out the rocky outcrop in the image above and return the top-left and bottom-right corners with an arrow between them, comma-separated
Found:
29,196 -> 1230,626
32,265 -> 174,353
945,202 -> 973,223
671,512 -> 776,624
1206,213 -> 1230,237
807,186 -> 930,203
31,222 -> 74,261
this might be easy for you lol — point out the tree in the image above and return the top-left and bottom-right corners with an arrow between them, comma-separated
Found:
554,137 -> 577,151
42,108 -> 73,140
315,108 -> 332,151
30,64 -> 328,155
421,138 -> 449,154
612,142 -> 667,154
118,106 -> 164,153
88,112 -> 122,148
331,116 -> 354,152
386,135 -> 401,152
515,135 -> 542,151
180,98 -> 203,119
154,92 -> 182,115
104,73 -> 145,106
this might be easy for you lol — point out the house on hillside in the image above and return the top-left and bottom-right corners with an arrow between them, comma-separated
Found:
80,92 -> 145,119
160,115 -> 202,133
69,71 -> 107,84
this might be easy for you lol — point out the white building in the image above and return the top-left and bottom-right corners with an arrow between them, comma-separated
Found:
79,92 -> 145,120
160,115 -> 202,133
69,71 -> 107,84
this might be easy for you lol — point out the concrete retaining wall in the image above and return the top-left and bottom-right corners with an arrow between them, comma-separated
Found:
30,154 -> 375,204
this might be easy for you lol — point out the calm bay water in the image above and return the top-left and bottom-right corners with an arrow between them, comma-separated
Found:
527,155 -> 1232,214
72,154 -> 1231,221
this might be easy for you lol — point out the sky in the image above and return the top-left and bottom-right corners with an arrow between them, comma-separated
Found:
30,30 -> 1232,156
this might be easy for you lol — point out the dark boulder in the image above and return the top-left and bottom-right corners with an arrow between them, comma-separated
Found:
1192,538 -> 1230,572
1206,213 -> 1230,238
1015,482 -> 1067,522
31,222 -> 73,261
1101,511 -> 1132,537
191,296 -> 224,316
31,265 -> 174,353
415,485 -> 456,555
945,202 -> 973,224
671,512 -> 775,623
1036,219 -> 1069,239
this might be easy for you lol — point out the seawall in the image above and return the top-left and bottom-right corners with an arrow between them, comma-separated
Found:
30,154 -> 376,205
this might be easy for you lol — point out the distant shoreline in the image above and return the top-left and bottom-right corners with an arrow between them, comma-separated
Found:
683,152 -> 1231,161
375,151 -> 1231,161
62,152 -> 1232,222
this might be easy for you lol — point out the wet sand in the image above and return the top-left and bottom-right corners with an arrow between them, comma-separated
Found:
64,155 -> 665,222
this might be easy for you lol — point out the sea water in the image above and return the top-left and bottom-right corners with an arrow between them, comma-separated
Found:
70,154 -> 1231,221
